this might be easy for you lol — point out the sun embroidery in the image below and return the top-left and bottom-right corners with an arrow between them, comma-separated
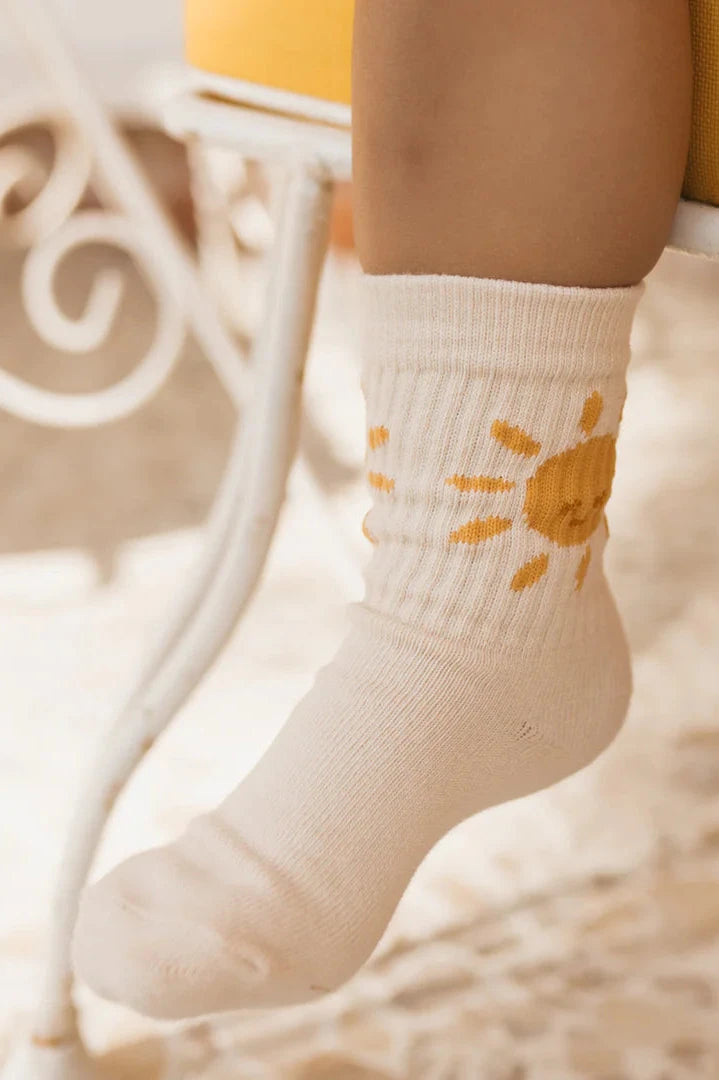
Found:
447,391 -> 614,593
363,425 -> 393,545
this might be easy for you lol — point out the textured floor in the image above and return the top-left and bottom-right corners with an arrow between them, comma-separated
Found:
1,247 -> 719,1079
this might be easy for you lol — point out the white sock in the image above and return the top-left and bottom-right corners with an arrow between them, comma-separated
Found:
73,274 -> 642,1018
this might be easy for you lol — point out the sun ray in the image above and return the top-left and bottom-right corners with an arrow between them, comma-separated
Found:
580,391 -> 604,437
491,420 -> 541,458
368,471 -> 395,494
362,513 -> 378,545
368,425 -> 389,451
449,516 -> 513,545
446,474 -> 515,494
511,553 -> 549,592
447,393 -> 615,595
575,546 -> 591,591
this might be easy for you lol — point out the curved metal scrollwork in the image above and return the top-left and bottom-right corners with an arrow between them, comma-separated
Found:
0,98 -> 93,249
0,99 -> 186,427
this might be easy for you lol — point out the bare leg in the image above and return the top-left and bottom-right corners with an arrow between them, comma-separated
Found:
353,0 -> 693,287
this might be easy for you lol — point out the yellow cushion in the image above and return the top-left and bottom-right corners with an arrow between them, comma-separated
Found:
185,0 -> 353,106
684,0 -> 719,205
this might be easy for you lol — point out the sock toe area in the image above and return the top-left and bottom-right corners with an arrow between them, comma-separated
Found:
72,848 -> 270,1019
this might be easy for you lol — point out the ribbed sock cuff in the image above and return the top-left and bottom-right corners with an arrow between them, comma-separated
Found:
360,274 -> 644,381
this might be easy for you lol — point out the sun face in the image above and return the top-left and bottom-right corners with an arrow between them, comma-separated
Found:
447,391 -> 615,593
524,433 -> 615,547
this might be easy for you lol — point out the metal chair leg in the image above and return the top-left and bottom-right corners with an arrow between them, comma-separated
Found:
2,161 -> 335,1080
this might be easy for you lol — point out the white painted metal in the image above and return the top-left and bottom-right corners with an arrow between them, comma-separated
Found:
188,67 -> 352,129
2,0 -> 248,417
189,142 -> 266,342
0,99 -> 93,249
118,158 -> 361,705
5,211 -> 186,426
670,197 -> 719,259
0,101 -> 189,426
165,91 -> 352,179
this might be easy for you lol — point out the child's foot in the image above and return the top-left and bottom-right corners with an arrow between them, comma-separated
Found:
73,275 -> 642,1018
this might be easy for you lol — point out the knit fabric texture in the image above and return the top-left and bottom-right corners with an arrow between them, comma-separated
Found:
73,274 -> 643,1020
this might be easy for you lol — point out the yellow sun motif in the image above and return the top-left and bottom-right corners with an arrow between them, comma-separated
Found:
363,425 -> 394,545
368,425 -> 389,451
447,391 -> 614,593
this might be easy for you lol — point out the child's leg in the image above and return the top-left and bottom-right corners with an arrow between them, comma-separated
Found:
73,1 -> 692,1019
353,0 -> 692,286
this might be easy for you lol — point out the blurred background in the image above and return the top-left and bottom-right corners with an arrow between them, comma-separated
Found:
2,3 -> 719,1078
